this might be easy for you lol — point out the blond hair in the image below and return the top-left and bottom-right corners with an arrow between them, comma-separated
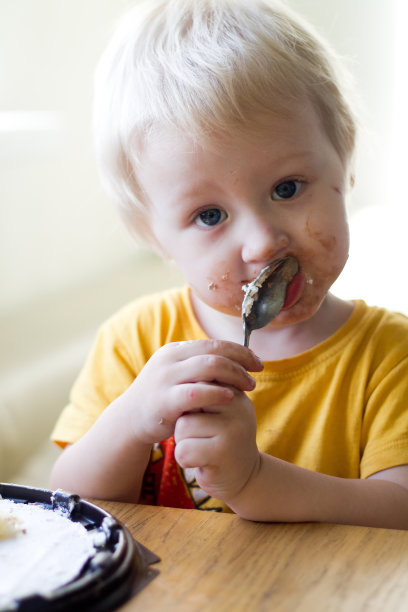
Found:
94,0 -> 358,243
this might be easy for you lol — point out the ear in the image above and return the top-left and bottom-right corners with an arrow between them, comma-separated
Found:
346,154 -> 356,191
129,213 -> 171,259
150,238 -> 172,260
145,226 -> 172,260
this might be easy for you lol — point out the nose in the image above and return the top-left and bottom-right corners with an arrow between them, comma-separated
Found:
241,214 -> 290,264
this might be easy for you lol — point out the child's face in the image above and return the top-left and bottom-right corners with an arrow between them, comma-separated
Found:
138,106 -> 350,328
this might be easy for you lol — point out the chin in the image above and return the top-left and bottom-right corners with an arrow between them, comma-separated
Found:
276,293 -> 327,327
194,288 -> 242,318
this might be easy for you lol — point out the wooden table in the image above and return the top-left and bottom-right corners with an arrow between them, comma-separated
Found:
98,500 -> 408,611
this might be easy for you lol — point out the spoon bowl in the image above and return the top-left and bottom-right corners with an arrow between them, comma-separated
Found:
242,256 -> 299,347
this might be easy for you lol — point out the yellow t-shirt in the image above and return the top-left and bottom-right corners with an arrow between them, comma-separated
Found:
51,287 -> 408,509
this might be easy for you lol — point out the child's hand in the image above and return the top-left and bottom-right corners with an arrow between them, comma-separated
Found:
126,339 -> 263,445
174,388 -> 261,503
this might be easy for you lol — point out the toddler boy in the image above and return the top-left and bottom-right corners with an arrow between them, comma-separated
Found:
51,0 -> 408,529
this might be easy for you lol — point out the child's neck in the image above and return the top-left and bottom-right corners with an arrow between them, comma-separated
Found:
191,293 -> 354,361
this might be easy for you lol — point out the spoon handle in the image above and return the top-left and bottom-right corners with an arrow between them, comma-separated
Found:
243,324 -> 251,348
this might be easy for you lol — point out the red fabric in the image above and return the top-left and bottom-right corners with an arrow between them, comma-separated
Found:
140,436 -> 225,511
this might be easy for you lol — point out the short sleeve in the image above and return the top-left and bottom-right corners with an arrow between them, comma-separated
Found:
51,317 -> 137,448
360,356 -> 408,478
50,286 -> 196,449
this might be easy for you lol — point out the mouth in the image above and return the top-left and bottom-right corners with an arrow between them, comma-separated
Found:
241,256 -> 300,318
242,257 -> 300,295
282,271 -> 304,309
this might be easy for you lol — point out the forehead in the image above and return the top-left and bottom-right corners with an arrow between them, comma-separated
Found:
138,103 -> 338,180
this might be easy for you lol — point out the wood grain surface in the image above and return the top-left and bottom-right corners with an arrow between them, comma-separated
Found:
98,501 -> 408,611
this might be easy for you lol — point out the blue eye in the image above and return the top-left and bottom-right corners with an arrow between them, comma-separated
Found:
271,180 -> 302,201
195,208 -> 227,227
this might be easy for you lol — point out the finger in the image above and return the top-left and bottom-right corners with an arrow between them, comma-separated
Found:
174,411 -> 220,442
171,339 -> 264,373
166,383 -> 234,421
175,436 -> 217,469
174,354 -> 257,391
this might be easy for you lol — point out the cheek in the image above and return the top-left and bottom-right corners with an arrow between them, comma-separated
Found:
304,214 -> 349,274
190,263 -> 243,315
151,224 -> 243,315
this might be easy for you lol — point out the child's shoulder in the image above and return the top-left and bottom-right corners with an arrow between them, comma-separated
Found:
113,285 -> 190,321
353,300 -> 408,363
356,300 -> 408,337
99,285 -> 205,347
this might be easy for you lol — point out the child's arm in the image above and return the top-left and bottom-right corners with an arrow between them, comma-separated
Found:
175,403 -> 408,530
228,456 -> 408,530
50,340 -> 263,502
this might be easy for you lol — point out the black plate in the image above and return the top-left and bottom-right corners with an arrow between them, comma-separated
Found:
0,483 -> 159,612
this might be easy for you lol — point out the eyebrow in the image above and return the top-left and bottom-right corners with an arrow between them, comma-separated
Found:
169,181 -> 221,206
259,149 -> 317,162
169,149 -> 320,204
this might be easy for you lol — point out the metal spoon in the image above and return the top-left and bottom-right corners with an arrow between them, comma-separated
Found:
242,256 -> 299,347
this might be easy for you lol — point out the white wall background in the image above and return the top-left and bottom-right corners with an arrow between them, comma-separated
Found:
0,0 -> 138,316
0,0 -> 406,322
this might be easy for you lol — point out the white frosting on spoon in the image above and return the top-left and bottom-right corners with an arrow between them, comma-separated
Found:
242,264 -> 280,317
